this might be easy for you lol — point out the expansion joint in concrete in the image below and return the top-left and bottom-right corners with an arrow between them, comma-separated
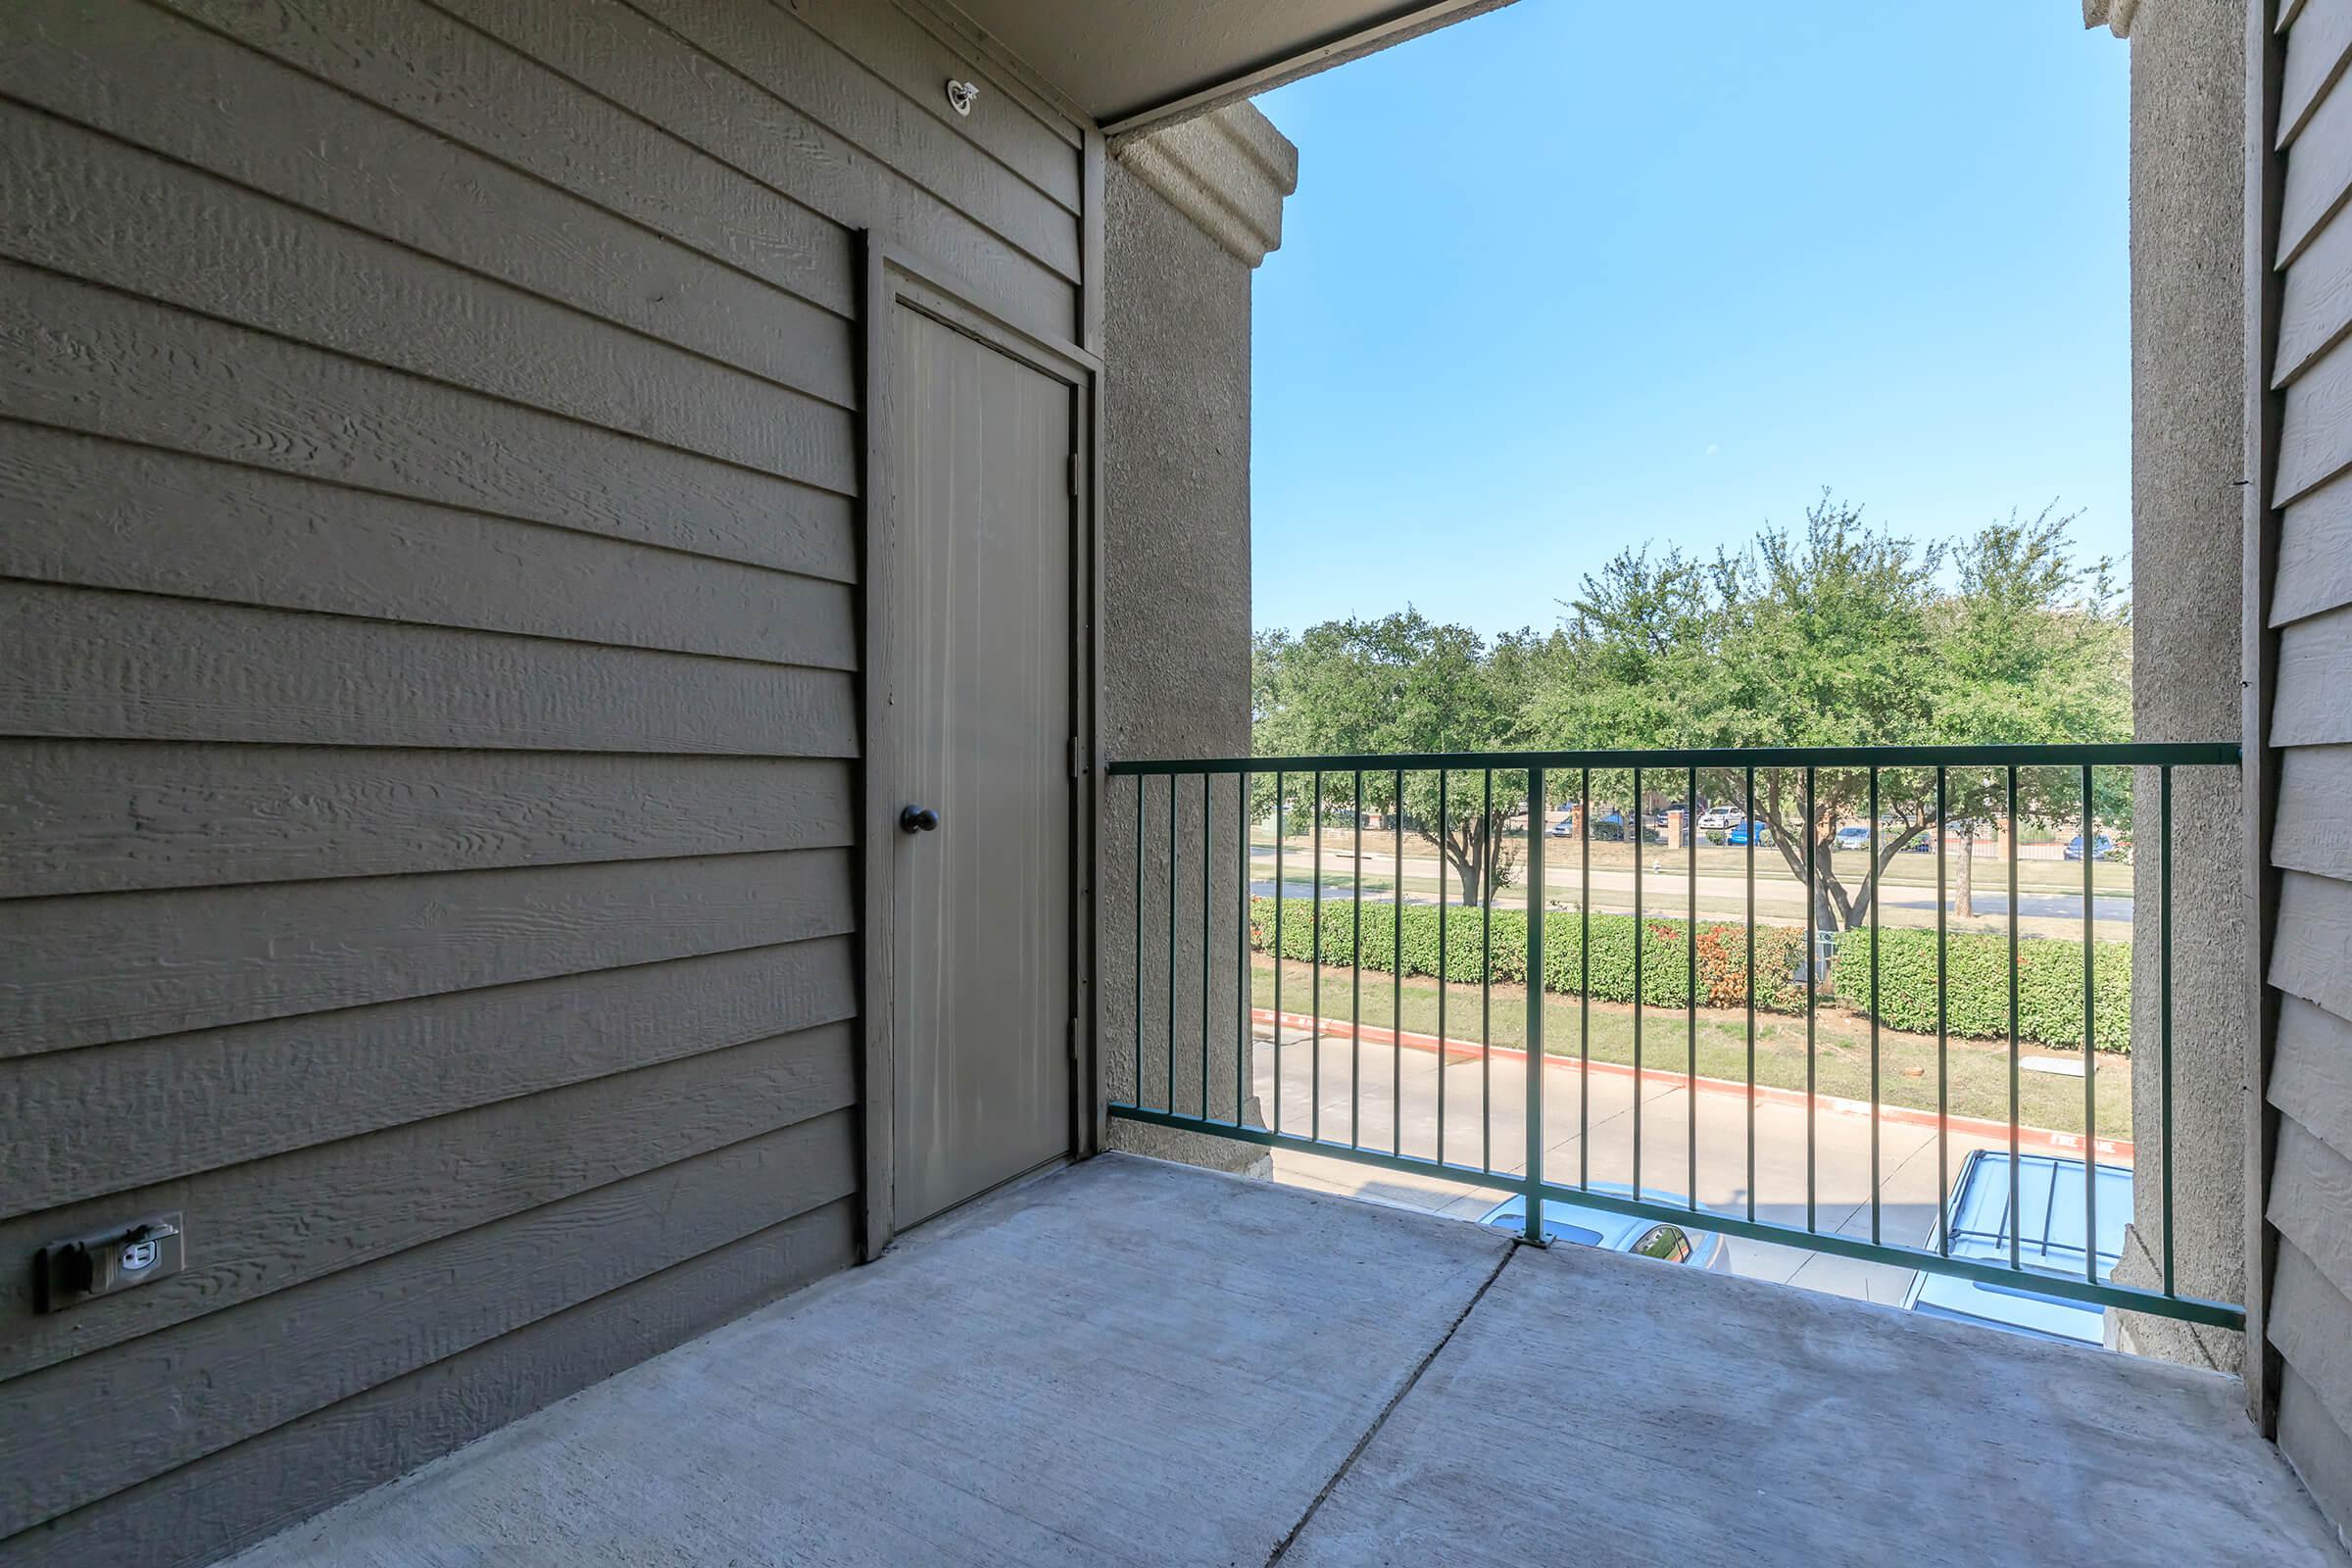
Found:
1262,1243 -> 1517,1565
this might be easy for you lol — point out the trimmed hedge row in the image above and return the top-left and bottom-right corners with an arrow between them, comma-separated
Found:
1833,928 -> 2131,1054
1248,897 -> 2132,1054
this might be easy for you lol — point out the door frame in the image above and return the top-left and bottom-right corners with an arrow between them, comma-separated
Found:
858,236 -> 1104,1259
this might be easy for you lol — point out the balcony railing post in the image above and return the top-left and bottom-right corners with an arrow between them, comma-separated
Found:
1273,773 -> 1284,1137
1437,770 -> 1449,1168
1523,764 -> 1545,1245
1098,743 -> 2244,1337
1633,763 -> 1644,1202
2160,763 -> 2177,1297
1869,765 -> 1881,1246
2082,761 -> 2097,1284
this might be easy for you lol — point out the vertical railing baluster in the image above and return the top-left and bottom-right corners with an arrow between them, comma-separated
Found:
1201,771 -> 1212,1120
1273,773 -> 1285,1137
1524,764 -> 1546,1245
1869,765 -> 1881,1247
1483,769 -> 1494,1175
1744,763 -> 1756,1225
1237,771 -> 1249,1126
1580,767 -> 1592,1193
2082,761 -> 2097,1284
1633,763 -> 1644,1202
1395,766 -> 1404,1156
2007,765 -> 2022,1275
1168,774 -> 1179,1114
1134,775 -> 1145,1109
1936,764 -> 1949,1257
1351,770 -> 1364,1150
1804,764 -> 1817,1235
1438,770 -> 1449,1168
1312,768 -> 1324,1144
1687,761 -> 1697,1212
2160,763 -> 2176,1297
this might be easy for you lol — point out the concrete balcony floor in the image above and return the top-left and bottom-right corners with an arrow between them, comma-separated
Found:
226,1154 -> 2343,1567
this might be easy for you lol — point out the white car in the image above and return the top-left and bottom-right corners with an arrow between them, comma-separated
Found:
1696,807 -> 1742,831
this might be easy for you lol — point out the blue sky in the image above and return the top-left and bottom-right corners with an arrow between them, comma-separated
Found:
1250,4 -> 2130,640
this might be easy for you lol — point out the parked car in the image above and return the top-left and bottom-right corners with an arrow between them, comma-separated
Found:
1478,1187 -> 1730,1271
2064,833 -> 2119,861
1900,1150 -> 2132,1344
1725,819 -> 1772,848
1697,807 -> 1742,831
1544,817 -> 1573,838
1834,824 -> 1872,852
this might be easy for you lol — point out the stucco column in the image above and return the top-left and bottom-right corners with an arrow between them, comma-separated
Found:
1098,105 -> 1298,1173
2086,0 -> 2247,1372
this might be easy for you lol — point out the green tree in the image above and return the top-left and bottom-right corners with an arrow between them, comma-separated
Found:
1522,495 -> 2130,931
1251,611 -> 1543,904
1932,507 -> 2132,912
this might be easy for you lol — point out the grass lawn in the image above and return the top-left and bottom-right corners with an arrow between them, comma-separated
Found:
1249,956 -> 2133,1140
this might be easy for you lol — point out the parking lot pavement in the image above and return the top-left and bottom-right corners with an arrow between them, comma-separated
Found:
1252,1030 -> 2033,1309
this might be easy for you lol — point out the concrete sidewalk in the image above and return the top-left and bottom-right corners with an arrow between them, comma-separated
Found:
1249,1026 -> 2080,1307
220,1154 -> 2342,1567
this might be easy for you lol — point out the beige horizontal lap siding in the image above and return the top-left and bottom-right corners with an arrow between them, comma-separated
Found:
2268,1 -> 2352,1537
0,0 -> 1082,1559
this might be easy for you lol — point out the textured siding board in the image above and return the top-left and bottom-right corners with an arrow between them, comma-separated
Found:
2270,1114 -> 2352,1307
793,0 -> 1083,199
2277,334 -> 2352,504
0,0 -> 858,406
2272,1237 -> 2352,1443
2278,202 -> 2352,391
6,1200 -> 859,1568
0,106 -> 858,489
1,847 -> 855,1056
0,266 -> 858,576
0,938 -> 858,1217
2272,995 -> 2352,1160
0,429 -> 858,663
432,0 -> 1078,335
2274,747 -> 2352,879
0,585 -> 858,759
2284,0 -> 2352,150
2273,604 -> 2352,744
0,1026 -> 858,1380
0,0 -> 1087,1550
2281,1364 -> 2352,1544
2275,472 -> 2352,623
627,0 -> 1081,251
0,1108 -> 858,1537
140,0 -> 857,315
0,744 -> 855,899
2282,50 -> 2352,268
2275,14 -> 2352,1536
2271,870 -> 2352,1022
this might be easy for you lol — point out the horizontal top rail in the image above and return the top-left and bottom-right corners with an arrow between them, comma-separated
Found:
1106,741 -> 2242,776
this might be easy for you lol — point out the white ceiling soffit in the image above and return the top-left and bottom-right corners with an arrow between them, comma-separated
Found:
942,0 -> 1519,136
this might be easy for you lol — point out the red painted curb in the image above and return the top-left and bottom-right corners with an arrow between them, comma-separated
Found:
1249,1007 -> 2133,1160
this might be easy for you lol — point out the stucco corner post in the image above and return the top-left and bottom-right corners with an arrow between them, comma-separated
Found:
2084,0 -> 2250,1374
1097,104 -> 1298,1175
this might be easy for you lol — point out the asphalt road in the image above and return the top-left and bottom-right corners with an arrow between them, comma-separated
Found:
1250,843 -> 2135,940
1244,1025 -> 2061,1310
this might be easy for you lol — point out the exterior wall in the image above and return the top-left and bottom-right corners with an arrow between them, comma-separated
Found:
2105,0 -> 2252,1374
0,2 -> 1083,1563
1098,107 -> 1295,1171
2256,0 -> 2352,1542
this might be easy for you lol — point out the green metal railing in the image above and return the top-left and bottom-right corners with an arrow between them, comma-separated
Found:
1105,742 -> 2242,1330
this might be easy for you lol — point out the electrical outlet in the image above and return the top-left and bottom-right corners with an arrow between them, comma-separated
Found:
33,1213 -> 184,1312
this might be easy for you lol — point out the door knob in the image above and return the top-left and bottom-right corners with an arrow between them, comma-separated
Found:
900,805 -> 941,834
